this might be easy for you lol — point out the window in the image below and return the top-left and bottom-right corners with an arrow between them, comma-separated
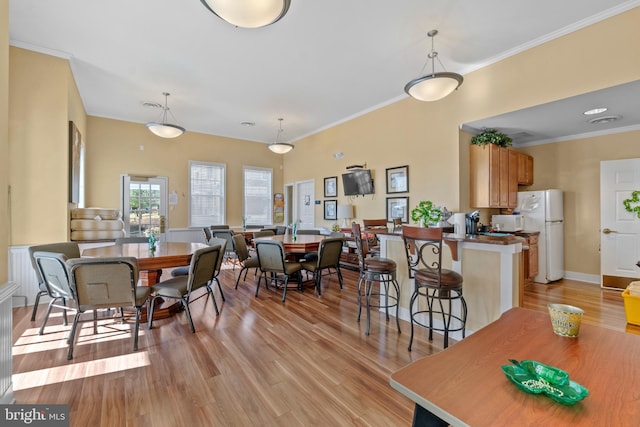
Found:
243,166 -> 272,226
189,161 -> 225,227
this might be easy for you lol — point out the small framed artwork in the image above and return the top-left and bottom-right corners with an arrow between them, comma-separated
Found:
386,165 -> 409,194
386,197 -> 409,223
69,121 -> 83,204
324,200 -> 337,220
324,176 -> 338,197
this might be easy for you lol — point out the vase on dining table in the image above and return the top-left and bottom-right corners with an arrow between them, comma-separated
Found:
148,234 -> 156,252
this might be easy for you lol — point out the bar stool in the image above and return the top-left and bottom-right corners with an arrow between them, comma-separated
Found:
352,223 -> 401,336
402,226 -> 467,350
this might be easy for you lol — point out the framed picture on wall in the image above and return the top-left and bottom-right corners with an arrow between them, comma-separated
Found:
324,200 -> 337,220
69,121 -> 82,204
324,176 -> 338,197
386,165 -> 409,194
386,196 -> 409,223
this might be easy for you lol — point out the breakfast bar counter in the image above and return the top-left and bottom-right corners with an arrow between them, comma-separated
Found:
377,231 -> 524,337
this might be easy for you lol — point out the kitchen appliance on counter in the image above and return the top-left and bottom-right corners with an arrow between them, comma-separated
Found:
491,214 -> 524,232
466,211 -> 480,235
517,189 -> 564,283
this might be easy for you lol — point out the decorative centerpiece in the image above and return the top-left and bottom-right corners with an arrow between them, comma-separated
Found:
471,128 -> 512,147
145,228 -> 159,252
410,200 -> 443,227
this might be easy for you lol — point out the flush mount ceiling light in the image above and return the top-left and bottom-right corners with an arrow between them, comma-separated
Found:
200,0 -> 291,28
583,107 -> 608,115
145,92 -> 186,138
268,118 -> 294,154
405,30 -> 463,102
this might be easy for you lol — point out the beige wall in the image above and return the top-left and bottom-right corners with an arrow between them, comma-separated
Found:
0,0 -> 9,281
9,47 -> 87,246
86,116 -> 284,229
283,9 -> 640,278
519,130 -> 640,276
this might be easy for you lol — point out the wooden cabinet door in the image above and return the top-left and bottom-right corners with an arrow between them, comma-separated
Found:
508,149 -> 518,208
517,152 -> 534,185
498,147 -> 509,207
490,144 -> 502,208
528,234 -> 539,278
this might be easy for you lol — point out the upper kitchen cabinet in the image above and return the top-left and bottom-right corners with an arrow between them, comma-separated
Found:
517,152 -> 534,185
470,144 -> 520,209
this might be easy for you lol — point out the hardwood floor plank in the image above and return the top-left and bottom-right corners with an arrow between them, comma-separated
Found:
12,267 -> 639,426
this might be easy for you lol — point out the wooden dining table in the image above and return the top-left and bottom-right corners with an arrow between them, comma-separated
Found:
82,242 -> 208,319
253,234 -> 325,254
390,307 -> 640,426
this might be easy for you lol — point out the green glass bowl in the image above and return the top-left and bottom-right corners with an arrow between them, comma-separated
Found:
502,360 -> 589,405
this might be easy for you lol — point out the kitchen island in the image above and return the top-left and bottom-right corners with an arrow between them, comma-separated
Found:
377,231 -> 524,339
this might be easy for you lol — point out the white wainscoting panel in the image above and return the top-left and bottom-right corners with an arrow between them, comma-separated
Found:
0,281 -> 18,403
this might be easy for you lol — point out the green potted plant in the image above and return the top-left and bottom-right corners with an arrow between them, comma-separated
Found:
471,128 -> 512,147
410,200 -> 442,227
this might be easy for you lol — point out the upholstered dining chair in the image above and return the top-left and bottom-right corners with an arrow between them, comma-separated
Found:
28,241 -> 80,323
211,229 -> 237,268
300,237 -> 344,296
65,257 -> 150,360
232,234 -> 259,289
148,244 -> 223,333
202,227 -> 212,243
32,251 -> 77,336
171,238 -> 227,302
255,240 -> 303,302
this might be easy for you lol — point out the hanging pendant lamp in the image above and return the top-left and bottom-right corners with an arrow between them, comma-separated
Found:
200,0 -> 291,29
268,118 -> 294,154
404,30 -> 463,102
145,92 -> 186,138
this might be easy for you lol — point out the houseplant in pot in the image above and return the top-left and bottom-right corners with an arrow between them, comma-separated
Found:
471,128 -> 512,147
410,200 -> 442,227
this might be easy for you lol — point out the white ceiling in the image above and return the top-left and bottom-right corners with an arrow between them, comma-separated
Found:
9,0 -> 640,145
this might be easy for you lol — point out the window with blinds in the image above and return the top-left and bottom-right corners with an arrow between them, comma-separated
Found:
189,161 -> 226,227
243,166 -> 272,226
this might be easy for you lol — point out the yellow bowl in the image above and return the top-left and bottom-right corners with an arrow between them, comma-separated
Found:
548,304 -> 584,337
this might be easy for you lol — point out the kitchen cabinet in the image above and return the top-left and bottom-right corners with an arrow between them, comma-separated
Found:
519,233 -> 539,285
517,152 -> 534,185
470,144 -> 518,209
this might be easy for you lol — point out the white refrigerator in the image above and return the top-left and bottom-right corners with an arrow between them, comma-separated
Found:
517,189 -> 564,283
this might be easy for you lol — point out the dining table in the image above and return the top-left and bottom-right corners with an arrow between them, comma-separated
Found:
253,233 -> 325,254
82,241 -> 208,319
390,307 -> 640,426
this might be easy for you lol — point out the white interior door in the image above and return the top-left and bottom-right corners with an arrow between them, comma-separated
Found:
295,179 -> 315,229
600,159 -> 640,289
121,175 -> 168,240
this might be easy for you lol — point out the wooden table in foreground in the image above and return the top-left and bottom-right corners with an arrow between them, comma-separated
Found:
253,234 -> 324,254
82,242 -> 208,319
390,307 -> 640,427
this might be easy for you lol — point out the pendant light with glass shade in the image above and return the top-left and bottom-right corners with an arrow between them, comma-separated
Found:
200,0 -> 291,29
404,30 -> 463,102
145,92 -> 186,138
268,118 -> 294,154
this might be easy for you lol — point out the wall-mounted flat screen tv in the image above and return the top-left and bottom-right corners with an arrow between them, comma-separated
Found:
342,169 -> 374,196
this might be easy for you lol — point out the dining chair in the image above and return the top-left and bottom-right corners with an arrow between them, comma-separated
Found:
210,225 -> 230,230
32,251 -> 77,336
148,244 -> 222,333
255,240 -> 303,302
232,234 -> 259,289
211,229 -> 237,268
28,242 -> 80,323
171,238 -> 227,302
300,237 -> 344,296
296,229 -> 320,235
392,217 -> 403,233
65,257 -> 150,360
253,230 -> 275,238
362,218 -> 387,256
202,227 -> 212,243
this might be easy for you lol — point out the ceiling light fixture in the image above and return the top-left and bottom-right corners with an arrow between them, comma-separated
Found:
583,107 -> 608,115
268,118 -> 294,154
145,92 -> 186,138
200,0 -> 291,29
588,115 -> 620,124
405,30 -> 463,102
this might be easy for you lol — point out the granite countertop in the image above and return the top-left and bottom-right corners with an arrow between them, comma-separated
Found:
377,230 -> 526,246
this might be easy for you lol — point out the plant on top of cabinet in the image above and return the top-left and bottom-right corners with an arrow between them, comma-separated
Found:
471,128 -> 512,147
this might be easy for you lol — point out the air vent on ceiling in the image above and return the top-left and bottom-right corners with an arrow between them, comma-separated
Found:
588,115 -> 621,124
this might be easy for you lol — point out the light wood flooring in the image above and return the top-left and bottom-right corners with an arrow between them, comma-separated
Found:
11,266 -> 638,426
